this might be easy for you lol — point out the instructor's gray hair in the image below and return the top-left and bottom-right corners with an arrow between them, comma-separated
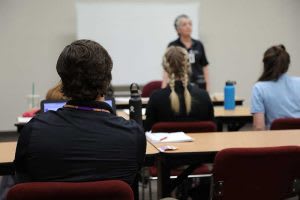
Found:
174,14 -> 190,31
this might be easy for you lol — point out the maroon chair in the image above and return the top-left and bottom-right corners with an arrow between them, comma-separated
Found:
7,180 -> 134,200
145,121 -> 217,200
152,121 -> 217,133
270,117 -> 300,130
141,80 -> 162,97
212,146 -> 300,200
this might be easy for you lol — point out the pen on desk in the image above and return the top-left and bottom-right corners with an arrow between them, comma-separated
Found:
160,136 -> 168,141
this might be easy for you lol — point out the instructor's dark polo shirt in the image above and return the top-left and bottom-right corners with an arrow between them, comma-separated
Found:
15,100 -> 146,185
168,38 -> 209,83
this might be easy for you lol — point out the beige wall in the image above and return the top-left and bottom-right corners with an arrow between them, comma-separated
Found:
0,0 -> 299,131
0,0 -> 76,131
200,0 -> 300,102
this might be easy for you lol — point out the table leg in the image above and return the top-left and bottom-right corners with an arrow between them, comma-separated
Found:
157,156 -> 171,199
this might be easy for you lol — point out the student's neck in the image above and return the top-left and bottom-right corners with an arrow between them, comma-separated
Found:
96,96 -> 105,102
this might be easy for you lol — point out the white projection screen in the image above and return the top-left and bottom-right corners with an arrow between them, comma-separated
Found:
76,1 -> 200,85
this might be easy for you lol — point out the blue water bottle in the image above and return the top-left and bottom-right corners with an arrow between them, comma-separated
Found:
224,81 -> 236,110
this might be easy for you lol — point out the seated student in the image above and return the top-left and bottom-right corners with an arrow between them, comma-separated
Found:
0,82 -> 69,200
144,46 -> 214,131
45,82 -> 67,100
14,39 -> 146,185
251,44 -> 300,130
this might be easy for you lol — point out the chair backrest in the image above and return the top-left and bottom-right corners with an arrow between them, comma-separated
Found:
7,180 -> 134,200
141,80 -> 162,97
152,121 -> 217,133
212,146 -> 300,200
270,117 -> 300,130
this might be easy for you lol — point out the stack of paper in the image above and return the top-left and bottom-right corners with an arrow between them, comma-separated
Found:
146,131 -> 193,143
17,117 -> 32,123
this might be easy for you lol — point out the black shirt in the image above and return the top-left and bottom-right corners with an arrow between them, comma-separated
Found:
168,38 -> 209,83
15,100 -> 146,185
144,81 -> 214,131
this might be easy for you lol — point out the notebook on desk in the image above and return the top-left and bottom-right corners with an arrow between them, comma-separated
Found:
40,97 -> 116,113
146,131 -> 193,143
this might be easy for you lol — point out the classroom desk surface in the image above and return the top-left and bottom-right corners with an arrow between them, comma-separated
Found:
151,130 -> 300,153
214,106 -> 251,117
116,106 -> 251,118
0,141 -> 159,176
149,129 -> 300,198
115,97 -> 244,109
115,97 -> 149,109
214,106 -> 252,131
116,106 -> 252,131
0,141 -> 16,163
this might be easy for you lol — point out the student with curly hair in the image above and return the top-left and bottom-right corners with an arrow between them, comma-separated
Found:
145,46 -> 214,131
15,40 -> 146,185
251,44 -> 300,130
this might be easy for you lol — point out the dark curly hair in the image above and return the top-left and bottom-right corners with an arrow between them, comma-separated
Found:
56,40 -> 112,100
258,44 -> 290,82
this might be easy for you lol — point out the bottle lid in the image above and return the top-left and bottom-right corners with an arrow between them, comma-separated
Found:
226,81 -> 236,85
130,83 -> 140,95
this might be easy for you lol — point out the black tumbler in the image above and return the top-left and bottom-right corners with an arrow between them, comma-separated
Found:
129,83 -> 142,126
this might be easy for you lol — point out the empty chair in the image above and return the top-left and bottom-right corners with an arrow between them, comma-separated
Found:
270,118 -> 300,130
141,80 -> 162,97
152,121 -> 217,133
212,146 -> 300,200
144,121 -> 216,200
7,180 -> 134,200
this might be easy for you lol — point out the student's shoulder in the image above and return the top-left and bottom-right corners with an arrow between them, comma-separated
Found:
149,88 -> 169,100
289,75 -> 300,83
252,81 -> 272,91
189,86 -> 211,102
111,114 -> 144,132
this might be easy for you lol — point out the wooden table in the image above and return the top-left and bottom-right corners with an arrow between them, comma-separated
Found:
214,106 -> 252,131
115,97 -> 244,109
15,101 -> 248,132
0,141 -> 16,175
149,130 -> 300,198
0,141 -> 159,176
115,97 -> 149,109
117,106 -> 252,131
144,141 -> 159,166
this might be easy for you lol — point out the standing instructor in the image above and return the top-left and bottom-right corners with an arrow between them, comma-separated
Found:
163,14 -> 210,91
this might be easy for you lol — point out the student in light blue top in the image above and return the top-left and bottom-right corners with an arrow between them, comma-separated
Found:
251,44 -> 300,130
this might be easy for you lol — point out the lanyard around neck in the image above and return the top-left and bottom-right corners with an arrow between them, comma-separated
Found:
64,104 -> 110,113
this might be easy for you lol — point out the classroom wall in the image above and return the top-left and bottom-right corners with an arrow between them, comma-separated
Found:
0,0 -> 299,131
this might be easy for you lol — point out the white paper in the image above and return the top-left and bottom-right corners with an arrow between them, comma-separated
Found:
146,131 -> 193,143
17,117 -> 32,123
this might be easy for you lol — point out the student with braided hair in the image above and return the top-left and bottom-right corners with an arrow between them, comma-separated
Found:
144,46 -> 214,131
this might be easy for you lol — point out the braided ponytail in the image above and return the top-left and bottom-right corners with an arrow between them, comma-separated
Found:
169,74 -> 180,113
182,73 -> 191,114
163,46 -> 192,114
